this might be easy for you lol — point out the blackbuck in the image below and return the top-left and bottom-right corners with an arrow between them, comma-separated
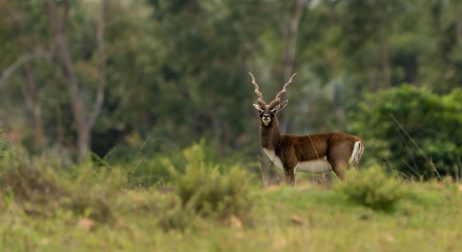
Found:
249,72 -> 364,184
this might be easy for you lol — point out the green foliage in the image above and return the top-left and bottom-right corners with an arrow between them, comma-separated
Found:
0,144 -> 127,223
350,85 -> 462,179
2,139 -> 462,250
1,141 -> 256,232
2,162 -> 462,251
0,0 -> 458,161
2,0 -> 462,183
120,140 -> 234,187
0,138 -> 7,158
336,166 -> 407,211
118,140 -> 259,188
165,142 -> 255,222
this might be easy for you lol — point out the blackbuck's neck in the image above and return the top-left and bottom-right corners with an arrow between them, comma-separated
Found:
260,118 -> 281,150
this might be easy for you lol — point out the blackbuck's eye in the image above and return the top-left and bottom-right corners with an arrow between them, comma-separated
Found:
270,109 -> 277,114
259,109 -> 264,113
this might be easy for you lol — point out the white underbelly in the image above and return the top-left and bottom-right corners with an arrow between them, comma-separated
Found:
295,159 -> 332,173
263,148 -> 332,173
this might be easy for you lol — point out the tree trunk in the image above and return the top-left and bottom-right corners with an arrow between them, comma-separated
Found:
55,104 -> 65,147
279,0 -> 309,132
48,0 -> 88,161
22,63 -> 46,151
78,125 -> 91,162
457,14 -> 462,45
47,0 -> 108,162
88,0 -> 109,130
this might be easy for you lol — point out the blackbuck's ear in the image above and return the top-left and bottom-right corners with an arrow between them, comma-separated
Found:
276,100 -> 288,113
253,104 -> 262,111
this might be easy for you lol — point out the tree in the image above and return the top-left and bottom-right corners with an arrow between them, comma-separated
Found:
47,0 -> 108,161
0,0 -> 51,152
279,0 -> 309,132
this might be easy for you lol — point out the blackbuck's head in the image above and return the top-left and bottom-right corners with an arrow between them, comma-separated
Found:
248,72 -> 297,127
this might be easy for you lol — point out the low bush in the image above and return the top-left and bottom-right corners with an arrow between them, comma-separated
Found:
0,141 -> 257,231
124,140 -> 238,187
336,166 -> 408,211
160,142 -> 255,229
0,144 -> 127,223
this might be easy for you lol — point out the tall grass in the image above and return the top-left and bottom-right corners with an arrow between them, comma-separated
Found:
2,139 -> 462,251
0,144 -> 127,222
0,141 -> 257,231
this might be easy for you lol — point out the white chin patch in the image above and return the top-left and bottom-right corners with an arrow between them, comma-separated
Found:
262,119 -> 271,126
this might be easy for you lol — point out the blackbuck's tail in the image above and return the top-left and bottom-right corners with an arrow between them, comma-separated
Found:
349,141 -> 364,167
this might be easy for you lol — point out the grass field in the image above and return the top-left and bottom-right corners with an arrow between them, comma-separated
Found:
1,178 -> 462,252
1,143 -> 461,251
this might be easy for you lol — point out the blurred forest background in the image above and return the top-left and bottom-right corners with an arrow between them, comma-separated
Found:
1,0 -> 462,180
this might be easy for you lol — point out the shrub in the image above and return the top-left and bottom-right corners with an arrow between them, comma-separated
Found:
336,166 -> 408,211
166,142 -> 255,220
124,140 -> 233,187
0,144 -> 127,223
349,85 -> 462,179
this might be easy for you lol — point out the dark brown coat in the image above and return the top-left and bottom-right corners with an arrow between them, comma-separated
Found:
260,117 -> 364,184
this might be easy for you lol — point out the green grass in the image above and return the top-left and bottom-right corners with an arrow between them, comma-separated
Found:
1,182 -> 462,252
2,143 -> 462,251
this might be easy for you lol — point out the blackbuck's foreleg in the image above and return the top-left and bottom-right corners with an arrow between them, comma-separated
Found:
284,167 -> 296,185
283,158 -> 297,185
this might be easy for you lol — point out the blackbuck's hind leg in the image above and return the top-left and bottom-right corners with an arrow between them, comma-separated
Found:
283,166 -> 296,185
328,143 -> 352,180
330,160 -> 348,180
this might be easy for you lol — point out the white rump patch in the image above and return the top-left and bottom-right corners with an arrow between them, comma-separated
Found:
263,148 -> 284,169
295,157 -> 332,173
349,141 -> 362,165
